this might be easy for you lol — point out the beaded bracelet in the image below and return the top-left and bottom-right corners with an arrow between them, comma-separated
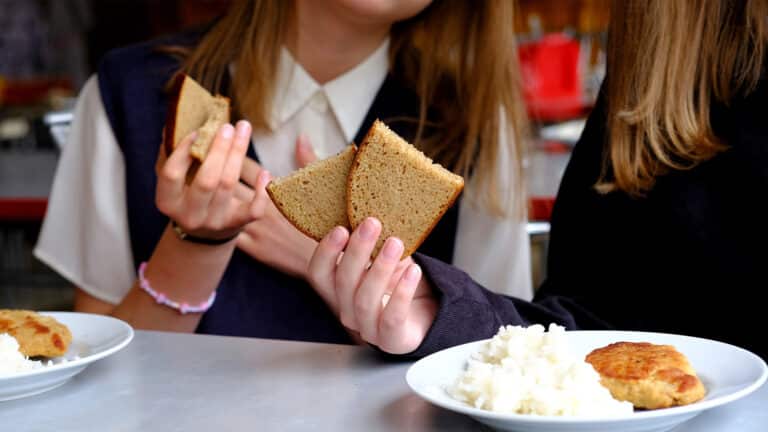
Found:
138,262 -> 216,314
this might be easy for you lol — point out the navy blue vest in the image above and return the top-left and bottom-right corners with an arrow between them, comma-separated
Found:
97,34 -> 459,343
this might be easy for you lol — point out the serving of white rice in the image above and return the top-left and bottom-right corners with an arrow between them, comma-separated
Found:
0,333 -> 45,376
449,323 -> 633,417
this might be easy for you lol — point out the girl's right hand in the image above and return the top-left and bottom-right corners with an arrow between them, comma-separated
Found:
155,120 -> 271,241
307,218 -> 438,354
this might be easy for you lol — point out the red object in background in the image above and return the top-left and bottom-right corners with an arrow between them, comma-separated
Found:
519,33 -> 585,122
0,198 -> 48,221
539,139 -> 572,154
529,196 -> 556,222
0,77 -> 73,106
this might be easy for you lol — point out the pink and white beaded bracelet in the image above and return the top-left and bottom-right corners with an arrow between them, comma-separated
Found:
138,262 -> 216,314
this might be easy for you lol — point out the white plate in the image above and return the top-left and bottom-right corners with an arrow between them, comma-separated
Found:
406,331 -> 768,432
0,311 -> 133,401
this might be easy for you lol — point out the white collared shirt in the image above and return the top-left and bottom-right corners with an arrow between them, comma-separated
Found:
255,42 -> 390,175
34,39 -> 532,304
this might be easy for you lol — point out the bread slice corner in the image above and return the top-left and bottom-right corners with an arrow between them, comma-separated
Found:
347,120 -> 464,258
164,73 -> 230,161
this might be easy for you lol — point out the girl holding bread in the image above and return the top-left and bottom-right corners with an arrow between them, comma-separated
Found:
35,0 -> 533,340
308,0 -> 768,360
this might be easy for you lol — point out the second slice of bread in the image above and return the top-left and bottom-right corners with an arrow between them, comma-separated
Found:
347,120 -> 464,258
267,145 -> 357,241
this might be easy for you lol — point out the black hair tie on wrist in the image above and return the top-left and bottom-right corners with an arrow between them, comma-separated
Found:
170,220 -> 239,246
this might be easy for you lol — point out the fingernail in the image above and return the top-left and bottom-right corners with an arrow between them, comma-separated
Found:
259,170 -> 271,186
382,237 -> 403,259
236,120 -> 251,138
359,217 -> 380,240
405,264 -> 421,282
221,124 -> 234,139
330,227 -> 347,245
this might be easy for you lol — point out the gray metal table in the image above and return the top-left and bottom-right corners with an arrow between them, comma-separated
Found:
1,331 -> 766,431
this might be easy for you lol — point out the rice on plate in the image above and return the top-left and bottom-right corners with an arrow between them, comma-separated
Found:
0,333 -> 45,375
449,323 -> 633,416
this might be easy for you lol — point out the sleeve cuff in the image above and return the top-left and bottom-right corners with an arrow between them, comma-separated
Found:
399,254 -> 517,358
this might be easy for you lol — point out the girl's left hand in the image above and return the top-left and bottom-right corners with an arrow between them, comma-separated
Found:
235,134 -> 319,278
307,217 -> 438,354
235,157 -> 317,278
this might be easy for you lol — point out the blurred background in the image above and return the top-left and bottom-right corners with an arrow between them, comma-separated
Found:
0,0 -> 609,310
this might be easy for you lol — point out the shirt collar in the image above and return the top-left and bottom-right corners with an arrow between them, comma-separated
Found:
272,38 -> 390,142
273,48 -> 320,128
324,38 -> 390,142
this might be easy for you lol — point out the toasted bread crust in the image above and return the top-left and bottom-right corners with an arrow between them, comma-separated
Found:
163,72 -> 187,157
345,126 -> 377,234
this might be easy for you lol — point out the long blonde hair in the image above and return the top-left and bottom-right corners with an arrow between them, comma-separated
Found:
175,0 -> 528,217
599,0 -> 768,196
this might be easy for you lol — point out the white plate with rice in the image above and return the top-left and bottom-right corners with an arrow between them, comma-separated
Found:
0,312 -> 133,401
406,327 -> 767,432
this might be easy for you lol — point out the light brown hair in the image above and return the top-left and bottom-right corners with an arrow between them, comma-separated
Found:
174,0 -> 528,217
599,0 -> 768,196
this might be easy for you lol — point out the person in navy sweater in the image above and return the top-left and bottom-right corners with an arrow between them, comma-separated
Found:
307,0 -> 768,360
35,0 -> 534,342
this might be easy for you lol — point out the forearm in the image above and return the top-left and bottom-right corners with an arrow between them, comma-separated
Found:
404,254 -> 581,358
110,224 -> 235,332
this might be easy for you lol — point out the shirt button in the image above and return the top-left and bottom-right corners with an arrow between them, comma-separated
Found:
309,91 -> 329,113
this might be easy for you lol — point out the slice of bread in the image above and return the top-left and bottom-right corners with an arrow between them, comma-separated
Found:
267,145 -> 357,241
164,73 -> 230,161
348,120 -> 464,258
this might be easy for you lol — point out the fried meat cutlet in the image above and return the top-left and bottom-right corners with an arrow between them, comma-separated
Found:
586,342 -> 706,409
0,310 -> 72,357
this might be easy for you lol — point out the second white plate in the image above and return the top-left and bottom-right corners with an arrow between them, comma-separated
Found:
0,311 -> 133,401
406,330 -> 767,432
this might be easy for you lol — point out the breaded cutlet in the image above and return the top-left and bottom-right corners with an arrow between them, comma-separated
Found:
586,341 -> 706,409
0,309 -> 72,358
